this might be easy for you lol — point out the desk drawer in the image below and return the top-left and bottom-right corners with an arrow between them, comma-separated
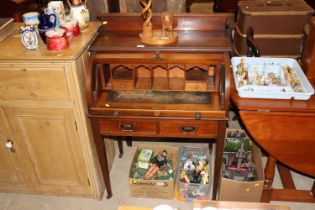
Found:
99,119 -> 157,136
0,65 -> 70,101
159,121 -> 218,138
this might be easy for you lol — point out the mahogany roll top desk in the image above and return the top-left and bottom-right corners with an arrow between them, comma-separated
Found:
86,13 -> 233,199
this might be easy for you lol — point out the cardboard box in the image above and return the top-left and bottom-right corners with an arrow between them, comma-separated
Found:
129,144 -> 179,199
193,200 -> 290,210
219,129 -> 264,202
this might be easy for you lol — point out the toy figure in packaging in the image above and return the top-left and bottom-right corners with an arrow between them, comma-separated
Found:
152,150 -> 168,169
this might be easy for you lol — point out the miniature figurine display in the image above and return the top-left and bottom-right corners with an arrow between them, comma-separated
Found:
131,148 -> 175,181
223,130 -> 256,181
235,58 -> 305,92
282,66 -> 304,92
178,147 -> 210,201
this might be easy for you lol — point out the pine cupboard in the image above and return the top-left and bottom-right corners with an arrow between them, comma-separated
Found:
0,22 -> 108,198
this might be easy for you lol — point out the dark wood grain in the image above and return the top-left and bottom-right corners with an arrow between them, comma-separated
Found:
301,16 -> 315,80
277,164 -> 295,189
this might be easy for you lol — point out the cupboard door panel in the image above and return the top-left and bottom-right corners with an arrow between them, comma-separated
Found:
0,108 -> 31,191
4,107 -> 90,195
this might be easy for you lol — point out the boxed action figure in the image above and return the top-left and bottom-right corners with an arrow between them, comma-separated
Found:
129,144 -> 179,199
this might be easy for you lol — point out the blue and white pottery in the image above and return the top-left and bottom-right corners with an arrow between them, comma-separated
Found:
19,26 -> 38,50
38,13 -> 56,43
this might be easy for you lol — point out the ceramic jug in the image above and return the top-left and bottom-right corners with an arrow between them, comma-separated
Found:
66,0 -> 90,29
38,13 -> 56,43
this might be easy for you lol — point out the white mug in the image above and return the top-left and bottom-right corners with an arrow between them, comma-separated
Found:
22,12 -> 40,26
48,1 -> 65,20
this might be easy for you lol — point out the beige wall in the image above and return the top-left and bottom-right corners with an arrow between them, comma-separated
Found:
86,0 -> 187,20
120,0 -> 186,13
87,0 -> 109,20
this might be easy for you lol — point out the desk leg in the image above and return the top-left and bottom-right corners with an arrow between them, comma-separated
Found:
114,136 -> 124,158
311,182 -> 315,197
212,121 -> 225,200
91,118 -> 113,199
261,155 -> 276,202
126,136 -> 132,147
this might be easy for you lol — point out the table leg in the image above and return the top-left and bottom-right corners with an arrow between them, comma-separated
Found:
91,118 -> 113,199
261,155 -> 276,202
126,136 -> 132,147
212,120 -> 226,200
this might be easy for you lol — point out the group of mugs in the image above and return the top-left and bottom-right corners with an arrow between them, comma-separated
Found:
20,0 -> 89,51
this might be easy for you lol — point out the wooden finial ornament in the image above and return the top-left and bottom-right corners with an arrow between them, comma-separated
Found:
139,0 -> 177,45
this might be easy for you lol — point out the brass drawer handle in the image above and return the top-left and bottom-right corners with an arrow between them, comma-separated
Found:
118,123 -> 136,132
180,126 -> 197,134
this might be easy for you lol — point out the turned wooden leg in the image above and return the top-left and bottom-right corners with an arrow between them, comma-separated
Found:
90,118 -> 113,199
261,155 -> 276,202
126,136 -> 132,147
212,121 -> 226,200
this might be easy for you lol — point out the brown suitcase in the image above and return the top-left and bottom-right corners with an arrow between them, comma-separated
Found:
233,0 -> 313,57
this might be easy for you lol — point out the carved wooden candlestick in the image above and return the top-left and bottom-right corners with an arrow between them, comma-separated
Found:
139,0 -> 177,45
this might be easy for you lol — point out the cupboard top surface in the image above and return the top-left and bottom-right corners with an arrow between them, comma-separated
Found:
0,22 -> 101,61
90,14 -> 232,53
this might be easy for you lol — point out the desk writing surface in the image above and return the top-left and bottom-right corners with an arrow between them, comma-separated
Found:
231,77 -> 315,177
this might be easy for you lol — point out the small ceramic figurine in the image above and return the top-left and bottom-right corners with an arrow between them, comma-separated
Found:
19,26 -> 38,50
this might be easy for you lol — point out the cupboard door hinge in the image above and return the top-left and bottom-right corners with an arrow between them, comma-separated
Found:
74,121 -> 78,131
87,178 -> 90,186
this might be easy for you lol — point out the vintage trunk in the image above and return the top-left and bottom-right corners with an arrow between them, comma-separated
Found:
233,0 -> 313,57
